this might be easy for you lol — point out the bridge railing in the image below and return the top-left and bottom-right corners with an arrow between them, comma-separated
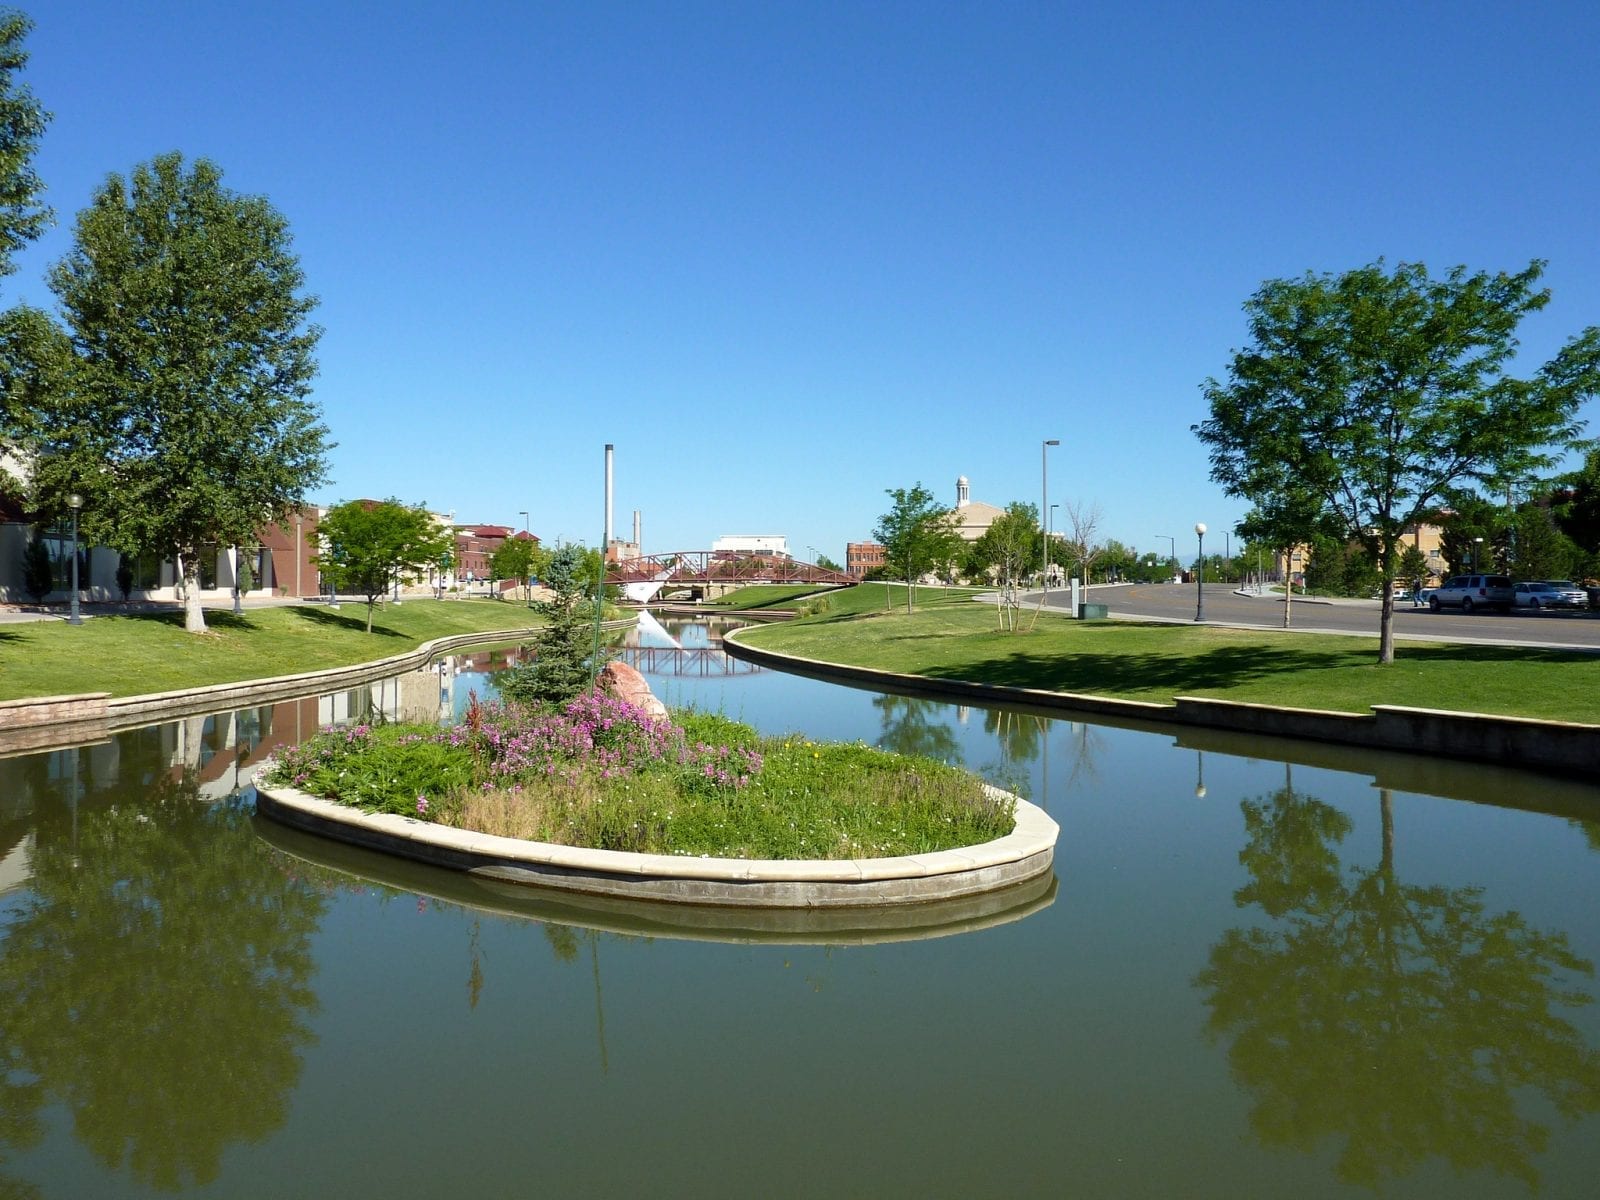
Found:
606,551 -> 854,588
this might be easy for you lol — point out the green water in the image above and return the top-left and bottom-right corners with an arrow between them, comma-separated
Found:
1,618 -> 1597,1198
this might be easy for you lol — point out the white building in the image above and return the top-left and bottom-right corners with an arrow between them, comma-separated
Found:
711,534 -> 789,558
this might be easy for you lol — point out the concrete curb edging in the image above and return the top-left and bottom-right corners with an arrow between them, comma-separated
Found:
1,617 -> 642,748
722,628 -> 1600,781
254,776 -> 1058,909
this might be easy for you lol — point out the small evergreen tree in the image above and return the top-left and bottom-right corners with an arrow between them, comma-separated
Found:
115,552 -> 134,601
498,543 -> 603,707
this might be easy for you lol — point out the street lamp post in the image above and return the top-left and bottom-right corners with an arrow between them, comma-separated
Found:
1472,536 -> 1484,572
1157,534 -> 1175,579
66,493 -> 83,625
1042,439 -> 1059,599
1194,522 -> 1207,622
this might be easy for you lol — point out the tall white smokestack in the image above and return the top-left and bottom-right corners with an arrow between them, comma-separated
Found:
632,509 -> 641,552
604,443 -> 614,550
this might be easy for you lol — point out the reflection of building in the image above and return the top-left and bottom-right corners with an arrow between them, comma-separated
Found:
846,541 -> 885,578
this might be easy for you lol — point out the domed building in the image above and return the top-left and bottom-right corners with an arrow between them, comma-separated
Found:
950,475 -> 1008,543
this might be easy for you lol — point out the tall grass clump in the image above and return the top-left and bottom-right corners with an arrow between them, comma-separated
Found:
265,693 -> 1014,859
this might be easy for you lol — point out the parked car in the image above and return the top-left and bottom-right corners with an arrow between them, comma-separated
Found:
1429,574 -> 1515,613
1514,580 -> 1589,610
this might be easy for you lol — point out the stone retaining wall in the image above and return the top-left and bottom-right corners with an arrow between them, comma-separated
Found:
255,779 -> 1059,909
723,630 -> 1600,782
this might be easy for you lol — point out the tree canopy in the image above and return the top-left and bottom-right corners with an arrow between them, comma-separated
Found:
489,534 -> 544,606
32,152 -> 330,632
315,498 -> 452,633
873,483 -> 962,613
0,9 -> 48,285
1196,260 -> 1600,662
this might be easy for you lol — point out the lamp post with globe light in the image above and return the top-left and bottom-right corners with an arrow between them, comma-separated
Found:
66,493 -> 83,625
1194,522 -> 1207,622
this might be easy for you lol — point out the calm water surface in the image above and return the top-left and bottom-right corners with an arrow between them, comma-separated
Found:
2,616 -> 1598,1198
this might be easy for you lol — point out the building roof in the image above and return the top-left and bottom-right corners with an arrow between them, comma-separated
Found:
952,499 -> 1006,541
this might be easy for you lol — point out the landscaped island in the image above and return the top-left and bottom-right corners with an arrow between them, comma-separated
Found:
264,690 -> 1014,859
256,687 -> 1059,909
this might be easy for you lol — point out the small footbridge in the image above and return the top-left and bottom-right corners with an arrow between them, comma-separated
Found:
605,552 -> 854,604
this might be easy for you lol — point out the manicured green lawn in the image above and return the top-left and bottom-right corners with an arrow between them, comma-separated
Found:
738,599 -> 1600,723
0,600 -> 545,701
708,584 -> 839,610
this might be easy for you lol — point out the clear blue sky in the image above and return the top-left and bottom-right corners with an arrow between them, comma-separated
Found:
11,1 -> 1600,562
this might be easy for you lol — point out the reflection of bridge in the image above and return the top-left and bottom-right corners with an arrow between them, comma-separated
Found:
614,646 -> 763,676
606,551 -> 854,603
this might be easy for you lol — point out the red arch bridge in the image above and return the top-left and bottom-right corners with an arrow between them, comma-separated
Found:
604,552 -> 854,603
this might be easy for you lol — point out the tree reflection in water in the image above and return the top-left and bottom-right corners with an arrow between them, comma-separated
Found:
1197,770 -> 1600,1189
871,694 -> 962,764
0,767 -> 327,1193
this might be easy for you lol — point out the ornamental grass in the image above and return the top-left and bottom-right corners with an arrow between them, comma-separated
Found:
265,692 -> 1013,860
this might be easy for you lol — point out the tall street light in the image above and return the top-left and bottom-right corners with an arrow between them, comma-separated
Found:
1041,439 -> 1059,599
1157,534 -> 1175,578
66,493 -> 83,625
1194,522 -> 1207,622
519,510 -> 529,534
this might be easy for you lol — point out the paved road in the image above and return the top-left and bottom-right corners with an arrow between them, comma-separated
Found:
1036,582 -> 1600,651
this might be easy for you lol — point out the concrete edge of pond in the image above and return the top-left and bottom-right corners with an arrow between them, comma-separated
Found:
253,774 -> 1059,909
0,618 -> 638,756
720,627 -> 1600,782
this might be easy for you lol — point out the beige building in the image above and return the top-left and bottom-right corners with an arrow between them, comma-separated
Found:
951,476 -> 1007,542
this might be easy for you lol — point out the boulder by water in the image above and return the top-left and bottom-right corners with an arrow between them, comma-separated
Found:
596,660 -> 669,722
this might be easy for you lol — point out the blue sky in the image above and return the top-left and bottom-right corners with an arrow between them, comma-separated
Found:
10,1 -> 1600,562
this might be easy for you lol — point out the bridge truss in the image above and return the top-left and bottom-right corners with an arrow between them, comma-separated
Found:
605,551 -> 854,591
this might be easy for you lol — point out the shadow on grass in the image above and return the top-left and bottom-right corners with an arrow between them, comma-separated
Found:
288,604 -> 406,639
913,638 -> 1596,696
113,608 -> 262,633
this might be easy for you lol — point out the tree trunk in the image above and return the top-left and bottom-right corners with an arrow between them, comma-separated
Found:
182,561 -> 208,633
364,598 -> 375,633
1378,588 -> 1396,664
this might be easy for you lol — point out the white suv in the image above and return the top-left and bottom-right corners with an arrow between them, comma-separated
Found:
1429,574 -> 1514,613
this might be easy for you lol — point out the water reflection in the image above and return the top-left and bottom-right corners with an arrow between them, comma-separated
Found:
1197,770 -> 1600,1189
872,694 -> 963,763
1,617 -> 1597,1196
0,782 -> 326,1192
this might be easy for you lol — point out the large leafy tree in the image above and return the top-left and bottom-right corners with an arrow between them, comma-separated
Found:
315,498 -> 452,633
0,8 -> 51,502
873,482 -> 962,614
1554,447 -> 1600,578
0,9 -> 47,283
1196,260 -> 1600,663
34,152 -> 331,633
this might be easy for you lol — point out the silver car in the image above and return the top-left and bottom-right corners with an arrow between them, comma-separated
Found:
1514,580 -> 1588,610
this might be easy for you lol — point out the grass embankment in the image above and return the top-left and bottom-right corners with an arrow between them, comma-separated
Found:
0,600 -> 546,701
739,584 -> 1600,723
707,584 -> 838,610
268,697 -> 1011,859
